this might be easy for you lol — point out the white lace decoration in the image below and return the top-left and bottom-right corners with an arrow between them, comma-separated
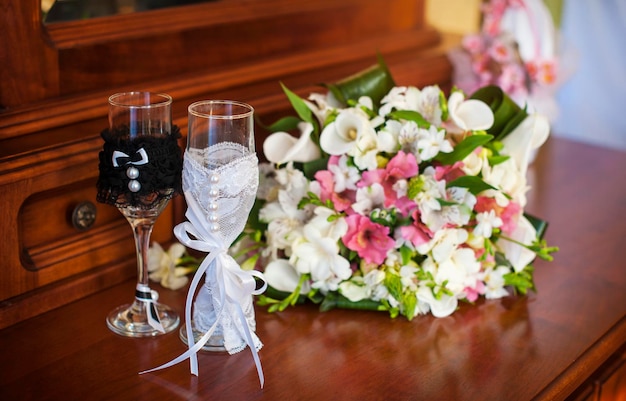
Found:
140,143 -> 267,388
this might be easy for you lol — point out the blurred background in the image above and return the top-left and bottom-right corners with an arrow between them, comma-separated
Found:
427,0 -> 626,151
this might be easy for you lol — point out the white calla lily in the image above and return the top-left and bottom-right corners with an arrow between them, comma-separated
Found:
448,91 -> 494,132
497,215 -> 538,272
263,122 -> 320,165
501,114 -> 550,176
320,108 -> 374,155
264,259 -> 310,293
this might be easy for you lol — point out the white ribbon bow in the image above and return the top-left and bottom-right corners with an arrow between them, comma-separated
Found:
140,192 -> 267,388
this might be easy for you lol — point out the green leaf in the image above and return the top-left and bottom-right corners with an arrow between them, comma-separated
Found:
435,134 -> 494,164
325,55 -> 396,107
280,82 -> 314,125
266,115 -> 302,133
487,154 -> 510,166
504,265 -> 535,295
388,110 -> 430,128
301,156 -> 330,180
470,85 -> 527,141
446,175 -> 497,195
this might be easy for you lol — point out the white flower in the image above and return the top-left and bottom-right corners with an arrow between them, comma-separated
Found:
290,219 -> 351,292
416,285 -> 458,318
263,122 -> 320,165
308,206 -> 348,241
416,125 -> 453,161
497,215 -> 537,272
147,242 -> 189,290
339,277 -> 369,302
447,91 -> 494,132
377,119 -> 401,153
461,149 -> 485,176
350,127 -> 379,171
484,265 -> 510,299
500,114 -> 550,176
264,259 -> 311,293
398,120 -> 421,156
306,92 -> 342,125
352,182 -> 385,215
328,155 -> 360,192
319,108 -> 374,155
379,86 -> 421,116
474,210 -> 503,238
416,85 -> 443,126
435,247 -> 482,295
482,158 -> 528,206
417,227 -> 468,263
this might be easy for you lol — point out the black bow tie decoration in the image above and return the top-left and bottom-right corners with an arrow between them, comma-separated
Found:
96,126 -> 183,209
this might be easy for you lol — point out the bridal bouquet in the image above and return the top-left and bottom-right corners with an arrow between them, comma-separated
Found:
236,58 -> 557,320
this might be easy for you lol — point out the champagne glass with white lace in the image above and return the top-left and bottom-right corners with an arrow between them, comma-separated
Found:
178,100 -> 262,353
97,91 -> 182,337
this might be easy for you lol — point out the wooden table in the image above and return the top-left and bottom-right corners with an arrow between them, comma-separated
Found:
1,137 -> 624,401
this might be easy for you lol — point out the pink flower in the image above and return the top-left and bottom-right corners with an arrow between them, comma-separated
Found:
462,34 -> 486,55
314,170 -> 354,212
343,214 -> 395,265
464,280 -> 486,302
474,196 -> 521,235
359,151 -> 418,214
434,161 -> 465,183
399,209 -> 433,248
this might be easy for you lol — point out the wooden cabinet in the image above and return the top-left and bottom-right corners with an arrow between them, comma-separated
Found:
0,0 -> 453,328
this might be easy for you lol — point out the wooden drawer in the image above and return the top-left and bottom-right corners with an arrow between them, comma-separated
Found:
0,136 -> 179,329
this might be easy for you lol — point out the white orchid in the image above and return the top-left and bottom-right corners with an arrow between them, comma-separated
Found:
263,122 -> 321,165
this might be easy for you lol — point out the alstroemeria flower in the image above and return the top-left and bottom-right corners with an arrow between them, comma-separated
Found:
473,210 -> 503,238
343,214 -> 395,265
319,108 -> 375,156
447,91 -> 494,132
148,242 -> 189,290
263,122 -> 320,165
416,125 -> 453,161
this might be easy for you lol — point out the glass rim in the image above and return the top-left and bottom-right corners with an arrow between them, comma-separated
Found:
188,100 -> 254,119
108,91 -> 172,109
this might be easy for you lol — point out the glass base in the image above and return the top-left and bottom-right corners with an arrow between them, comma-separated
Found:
179,321 -> 226,352
106,300 -> 179,337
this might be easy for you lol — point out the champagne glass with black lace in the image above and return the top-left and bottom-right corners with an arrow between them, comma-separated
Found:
97,92 -> 182,337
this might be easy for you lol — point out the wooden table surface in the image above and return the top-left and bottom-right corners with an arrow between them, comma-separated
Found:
1,137 -> 625,401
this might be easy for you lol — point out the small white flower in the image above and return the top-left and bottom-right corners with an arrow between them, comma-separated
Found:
416,285 -> 458,318
328,155 -> 360,192
148,242 -> 189,290
484,265 -> 510,299
474,210 -> 503,238
352,182 -> 385,215
416,85 -> 443,126
416,125 -> 453,161
379,86 -> 421,116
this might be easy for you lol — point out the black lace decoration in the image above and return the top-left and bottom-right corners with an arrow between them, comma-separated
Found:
96,125 -> 183,209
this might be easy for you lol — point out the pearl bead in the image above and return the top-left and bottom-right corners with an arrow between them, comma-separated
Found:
126,166 -> 139,179
210,174 -> 219,184
209,202 -> 218,211
128,180 -> 141,192
209,214 -> 218,222
210,223 -> 220,232
209,188 -> 219,198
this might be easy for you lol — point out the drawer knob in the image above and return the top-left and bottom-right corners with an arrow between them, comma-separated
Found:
71,201 -> 97,231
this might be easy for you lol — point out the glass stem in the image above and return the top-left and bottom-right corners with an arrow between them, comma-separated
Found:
131,218 -> 156,289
